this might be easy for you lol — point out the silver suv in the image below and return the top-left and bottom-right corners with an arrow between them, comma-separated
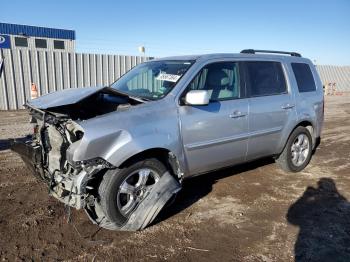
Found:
12,49 -> 324,230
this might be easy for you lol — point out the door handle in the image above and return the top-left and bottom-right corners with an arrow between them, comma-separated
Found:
281,104 -> 295,110
229,110 -> 246,118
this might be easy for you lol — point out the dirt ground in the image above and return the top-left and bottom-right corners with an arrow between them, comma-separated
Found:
0,95 -> 350,262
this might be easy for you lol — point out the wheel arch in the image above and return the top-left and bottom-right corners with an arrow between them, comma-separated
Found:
276,122 -> 314,172
278,120 -> 315,156
84,147 -> 184,207
294,120 -> 315,148
118,147 -> 184,181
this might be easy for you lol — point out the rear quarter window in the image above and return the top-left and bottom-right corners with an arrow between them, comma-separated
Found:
245,61 -> 287,97
291,63 -> 316,92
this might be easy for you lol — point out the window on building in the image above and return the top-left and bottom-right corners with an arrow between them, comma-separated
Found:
35,38 -> 47,48
14,37 -> 28,47
291,63 -> 316,92
54,40 -> 65,50
245,61 -> 287,97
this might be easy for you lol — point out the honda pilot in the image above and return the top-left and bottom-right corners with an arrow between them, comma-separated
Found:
11,49 -> 324,230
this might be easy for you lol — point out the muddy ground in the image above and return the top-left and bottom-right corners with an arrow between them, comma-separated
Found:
0,95 -> 349,262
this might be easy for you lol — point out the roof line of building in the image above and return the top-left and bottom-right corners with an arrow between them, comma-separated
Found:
0,22 -> 75,40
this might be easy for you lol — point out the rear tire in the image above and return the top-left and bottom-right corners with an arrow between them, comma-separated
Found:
98,158 -> 167,226
276,126 -> 313,172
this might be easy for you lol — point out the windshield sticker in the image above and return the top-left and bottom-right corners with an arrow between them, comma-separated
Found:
156,73 -> 181,82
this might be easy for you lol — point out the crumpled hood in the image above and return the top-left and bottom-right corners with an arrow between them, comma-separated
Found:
26,86 -> 106,109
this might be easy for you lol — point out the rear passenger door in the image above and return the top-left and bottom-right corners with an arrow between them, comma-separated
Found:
244,61 -> 297,160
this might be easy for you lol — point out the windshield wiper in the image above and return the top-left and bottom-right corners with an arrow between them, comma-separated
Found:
105,87 -> 150,103
128,95 -> 151,102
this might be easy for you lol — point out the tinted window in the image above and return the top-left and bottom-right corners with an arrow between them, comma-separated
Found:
188,62 -> 241,101
54,40 -> 65,49
291,63 -> 316,92
246,61 -> 286,97
14,37 -> 28,47
35,38 -> 47,48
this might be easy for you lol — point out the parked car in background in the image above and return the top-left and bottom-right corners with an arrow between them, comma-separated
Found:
11,49 -> 324,230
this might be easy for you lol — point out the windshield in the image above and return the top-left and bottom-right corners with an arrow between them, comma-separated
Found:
111,60 -> 194,100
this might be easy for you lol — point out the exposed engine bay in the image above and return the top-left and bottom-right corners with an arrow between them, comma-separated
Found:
22,87 -> 142,209
11,86 -> 182,231
42,87 -> 141,120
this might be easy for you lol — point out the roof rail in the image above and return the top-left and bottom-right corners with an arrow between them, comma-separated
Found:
240,49 -> 302,57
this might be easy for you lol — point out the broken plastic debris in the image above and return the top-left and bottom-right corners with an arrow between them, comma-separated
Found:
86,171 -> 181,231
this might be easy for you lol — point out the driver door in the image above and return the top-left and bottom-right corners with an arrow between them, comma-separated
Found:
178,61 -> 249,175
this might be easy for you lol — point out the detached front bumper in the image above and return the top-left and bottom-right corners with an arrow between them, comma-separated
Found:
10,138 -> 46,181
10,138 -> 89,209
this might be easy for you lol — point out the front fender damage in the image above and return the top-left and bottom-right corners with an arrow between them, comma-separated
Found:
11,103 -> 182,231
85,171 -> 181,231
12,137 -> 182,230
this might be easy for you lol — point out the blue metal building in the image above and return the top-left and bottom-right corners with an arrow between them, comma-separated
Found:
0,22 -> 75,52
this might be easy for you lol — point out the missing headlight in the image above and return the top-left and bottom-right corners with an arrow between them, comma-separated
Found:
75,158 -> 115,169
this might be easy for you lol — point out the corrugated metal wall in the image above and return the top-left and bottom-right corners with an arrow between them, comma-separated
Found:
0,49 -> 149,110
316,65 -> 350,91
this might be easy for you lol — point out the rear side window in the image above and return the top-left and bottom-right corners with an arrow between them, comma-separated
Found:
291,63 -> 316,92
245,61 -> 286,97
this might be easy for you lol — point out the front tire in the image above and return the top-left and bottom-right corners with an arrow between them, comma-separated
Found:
98,158 -> 167,226
276,126 -> 313,172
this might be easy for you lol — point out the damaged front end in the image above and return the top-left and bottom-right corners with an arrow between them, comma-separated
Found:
11,87 -> 139,209
11,86 -> 181,231
11,106 -> 111,210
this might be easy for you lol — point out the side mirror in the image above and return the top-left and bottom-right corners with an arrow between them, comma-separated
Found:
185,90 -> 210,106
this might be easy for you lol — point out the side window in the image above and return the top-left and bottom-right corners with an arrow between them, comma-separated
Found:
187,62 -> 241,101
291,63 -> 316,92
246,61 -> 287,97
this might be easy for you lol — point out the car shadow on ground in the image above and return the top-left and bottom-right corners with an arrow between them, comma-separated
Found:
155,157 -> 274,224
287,178 -> 350,262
